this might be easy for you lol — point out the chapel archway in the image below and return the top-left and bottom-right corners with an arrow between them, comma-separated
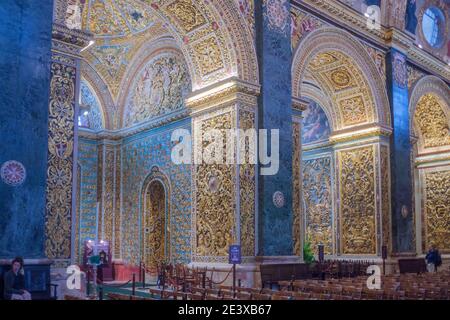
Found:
292,27 -> 392,257
141,168 -> 171,271
410,76 -> 450,255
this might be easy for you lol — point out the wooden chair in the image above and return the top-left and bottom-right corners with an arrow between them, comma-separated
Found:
235,292 -> 252,300
271,294 -> 291,300
252,293 -> 271,300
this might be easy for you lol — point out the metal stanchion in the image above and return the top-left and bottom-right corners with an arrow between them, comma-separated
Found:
99,286 -> 103,301
87,268 -> 91,297
138,262 -> 146,289
132,273 -> 136,296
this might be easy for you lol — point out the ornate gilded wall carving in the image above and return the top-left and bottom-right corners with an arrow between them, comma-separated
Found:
239,110 -> 256,257
124,52 -> 191,127
165,0 -> 207,32
75,165 -> 81,263
338,95 -> 368,126
414,94 -> 450,149
303,157 -> 333,255
380,145 -> 391,253
45,59 -> 76,261
114,147 -> 121,259
326,67 -> 356,91
195,112 -> 236,257
338,146 -> 376,255
192,37 -> 225,76
424,170 -> 450,253
305,50 -> 375,129
292,122 -> 302,256
102,146 -> 115,243
80,0 -> 258,107
144,180 -> 167,269
97,145 -> 103,238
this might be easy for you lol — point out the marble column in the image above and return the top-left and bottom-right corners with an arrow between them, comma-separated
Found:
386,49 -> 415,254
255,0 -> 294,257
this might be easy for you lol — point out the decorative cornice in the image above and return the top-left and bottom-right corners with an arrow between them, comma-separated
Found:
329,124 -> 392,144
186,77 -> 260,112
407,46 -> 450,82
292,96 -> 308,112
415,152 -> 450,167
78,109 -> 190,141
384,27 -> 414,52
52,23 -> 92,48
51,23 -> 92,59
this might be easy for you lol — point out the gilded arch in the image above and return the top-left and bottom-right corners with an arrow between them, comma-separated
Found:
410,76 -> 450,254
409,75 -> 450,154
292,27 -> 391,130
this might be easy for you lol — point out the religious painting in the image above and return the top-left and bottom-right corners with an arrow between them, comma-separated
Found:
302,101 -> 331,145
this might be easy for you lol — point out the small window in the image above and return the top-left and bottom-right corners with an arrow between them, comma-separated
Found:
422,7 -> 445,48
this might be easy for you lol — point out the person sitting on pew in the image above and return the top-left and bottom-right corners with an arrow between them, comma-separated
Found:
3,257 -> 31,300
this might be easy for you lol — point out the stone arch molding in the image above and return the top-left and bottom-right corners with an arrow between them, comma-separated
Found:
80,63 -> 112,130
409,75 -> 450,154
292,27 -> 391,130
139,166 -> 172,263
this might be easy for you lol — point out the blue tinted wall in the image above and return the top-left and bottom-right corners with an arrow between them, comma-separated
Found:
386,49 -> 415,253
0,1 -> 53,258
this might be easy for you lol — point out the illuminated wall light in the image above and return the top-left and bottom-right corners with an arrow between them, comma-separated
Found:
81,40 -> 95,53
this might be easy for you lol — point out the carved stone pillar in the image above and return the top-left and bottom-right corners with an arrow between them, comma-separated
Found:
45,4 -> 91,267
187,78 -> 259,271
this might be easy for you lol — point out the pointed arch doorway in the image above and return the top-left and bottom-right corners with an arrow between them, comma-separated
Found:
141,168 -> 171,273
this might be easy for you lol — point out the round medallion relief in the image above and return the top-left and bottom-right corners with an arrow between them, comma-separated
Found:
273,191 -> 285,208
1,160 -> 26,187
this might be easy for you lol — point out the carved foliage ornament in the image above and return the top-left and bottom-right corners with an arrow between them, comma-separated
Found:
195,112 -> 235,257
339,146 -> 376,255
414,94 -> 450,149
165,0 -> 207,33
424,170 -> 450,253
303,157 -> 333,255
45,61 -> 76,260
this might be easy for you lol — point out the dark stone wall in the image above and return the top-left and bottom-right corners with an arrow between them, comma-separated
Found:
0,1 -> 54,258
255,1 -> 293,256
